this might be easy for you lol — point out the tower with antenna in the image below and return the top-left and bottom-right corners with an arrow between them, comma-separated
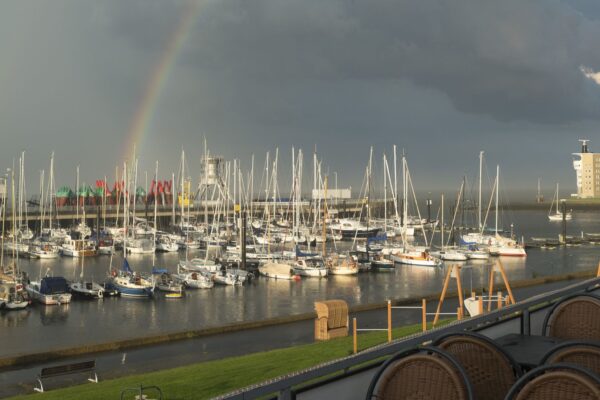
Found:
572,139 -> 600,198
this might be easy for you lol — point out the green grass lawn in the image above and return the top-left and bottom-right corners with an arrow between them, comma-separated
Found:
10,321 -> 449,400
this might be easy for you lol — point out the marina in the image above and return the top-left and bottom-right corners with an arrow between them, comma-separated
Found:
1,209 -> 599,359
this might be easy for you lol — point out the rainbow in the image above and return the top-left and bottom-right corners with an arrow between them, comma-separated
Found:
121,1 -> 203,162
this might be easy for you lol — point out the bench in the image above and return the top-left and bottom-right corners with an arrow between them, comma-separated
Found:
34,360 -> 98,393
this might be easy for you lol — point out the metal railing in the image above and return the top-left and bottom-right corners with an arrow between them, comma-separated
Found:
214,276 -> 600,400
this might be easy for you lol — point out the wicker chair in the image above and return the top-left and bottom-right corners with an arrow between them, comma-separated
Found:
433,332 -> 522,400
365,347 -> 474,400
542,294 -> 600,340
505,363 -> 600,400
541,341 -> 600,375
314,300 -> 348,341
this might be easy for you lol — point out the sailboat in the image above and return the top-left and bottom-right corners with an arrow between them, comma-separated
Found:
432,194 -> 467,261
392,155 -> 441,267
108,259 -> 154,297
548,183 -> 572,221
487,166 -> 527,257
69,241 -> 104,299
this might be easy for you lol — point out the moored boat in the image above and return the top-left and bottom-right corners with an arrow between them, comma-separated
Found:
26,277 -> 72,305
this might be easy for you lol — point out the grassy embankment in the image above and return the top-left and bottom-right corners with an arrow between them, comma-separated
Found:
10,320 -> 450,400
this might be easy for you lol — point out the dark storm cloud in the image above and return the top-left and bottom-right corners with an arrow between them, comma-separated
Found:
103,0 -> 600,124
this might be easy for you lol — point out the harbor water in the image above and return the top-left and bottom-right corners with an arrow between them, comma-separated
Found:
1,209 -> 599,359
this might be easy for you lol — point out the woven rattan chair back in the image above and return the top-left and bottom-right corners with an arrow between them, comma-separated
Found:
366,347 -> 474,400
435,334 -> 521,400
514,371 -> 600,400
543,295 -> 600,340
373,354 -> 468,400
505,363 -> 600,400
543,343 -> 600,375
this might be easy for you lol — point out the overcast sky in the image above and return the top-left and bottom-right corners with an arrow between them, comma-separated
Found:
1,0 -> 600,200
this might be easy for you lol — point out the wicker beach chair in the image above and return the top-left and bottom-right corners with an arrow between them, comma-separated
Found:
314,300 -> 348,340
433,332 -> 522,400
505,363 -> 600,400
542,294 -> 600,340
541,341 -> 600,375
365,347 -> 474,400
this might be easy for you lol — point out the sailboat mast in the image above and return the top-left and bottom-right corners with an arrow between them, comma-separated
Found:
180,150 -> 185,227
441,193 -> 444,250
250,153 -> 254,222
393,145 -> 397,218
367,146 -> 373,225
0,172 -> 6,269
76,165 -> 80,225
478,151 -> 483,230
383,154 -> 387,234
39,170 -> 44,237
556,183 -> 560,214
49,153 -> 54,232
322,175 -> 327,257
495,165 -> 499,235
402,154 -> 407,228
152,161 -> 158,267
123,162 -> 128,255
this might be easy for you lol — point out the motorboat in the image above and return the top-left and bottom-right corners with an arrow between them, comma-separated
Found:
391,249 -> 441,267
175,269 -> 214,289
329,218 -> 381,239
431,249 -> 468,261
70,281 -> 104,299
213,269 -> 245,286
60,237 -> 97,257
293,257 -> 328,278
26,277 -> 72,305
154,273 -> 184,293
124,237 -> 155,254
97,238 -> 114,255
178,258 -> 221,274
370,254 -> 395,271
27,243 -> 60,259
258,262 -> 299,280
327,254 -> 359,275
156,235 -> 179,252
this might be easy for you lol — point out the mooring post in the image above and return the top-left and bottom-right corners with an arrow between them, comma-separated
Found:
422,299 -> 427,332
352,318 -> 357,354
387,300 -> 392,342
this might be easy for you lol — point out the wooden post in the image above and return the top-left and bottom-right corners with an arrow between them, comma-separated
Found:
353,318 -> 357,354
497,291 -> 503,309
478,295 -> 484,315
487,265 -> 495,312
455,265 -> 464,316
457,307 -> 462,320
497,260 -> 516,304
505,296 -> 510,306
387,300 -> 392,342
597,261 -> 600,277
422,299 -> 427,332
433,264 -> 453,326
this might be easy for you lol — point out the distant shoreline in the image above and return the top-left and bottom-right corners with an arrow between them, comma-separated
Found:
505,200 -> 600,210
